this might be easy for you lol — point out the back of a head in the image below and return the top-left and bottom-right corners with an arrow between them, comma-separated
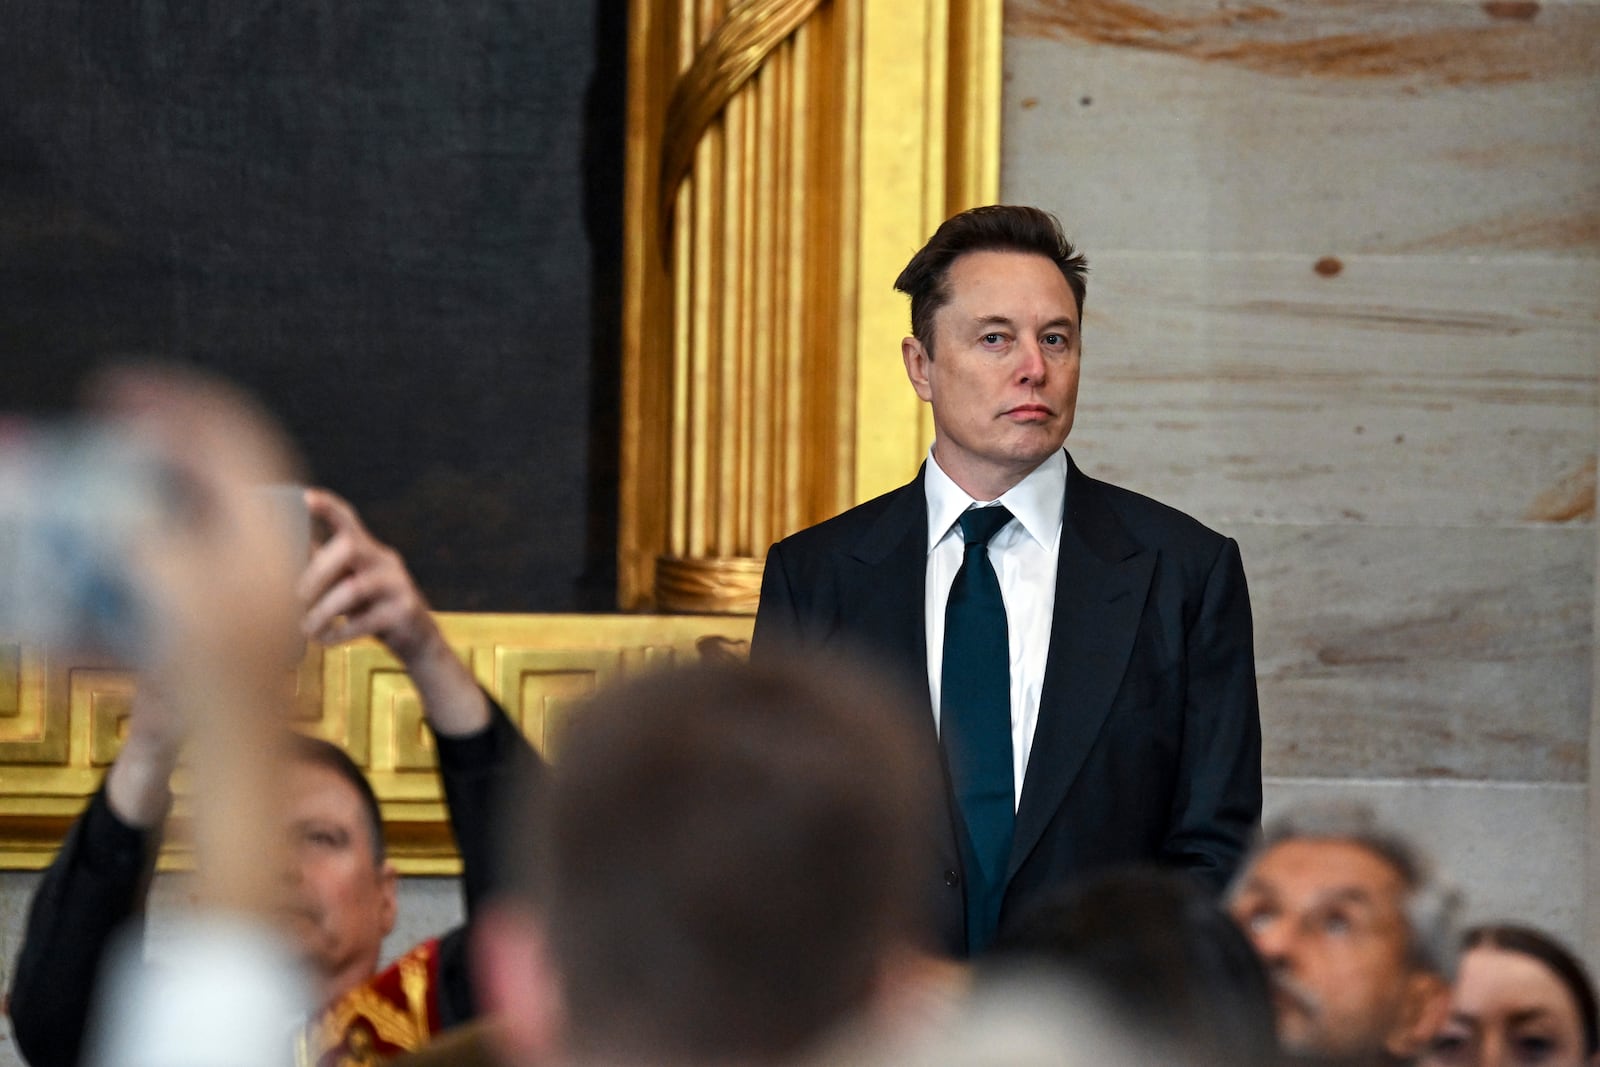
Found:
889,970 -> 1174,1067
989,867 -> 1279,1067
501,656 -> 941,1066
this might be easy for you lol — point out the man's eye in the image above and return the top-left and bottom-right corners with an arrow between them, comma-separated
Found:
1510,1034 -> 1555,1062
1042,332 -> 1068,347
1321,911 -> 1353,935
981,332 -> 1006,346
1242,908 -> 1275,932
1426,1031 -> 1469,1063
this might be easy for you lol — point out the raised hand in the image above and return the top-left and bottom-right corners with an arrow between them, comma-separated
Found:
298,488 -> 489,736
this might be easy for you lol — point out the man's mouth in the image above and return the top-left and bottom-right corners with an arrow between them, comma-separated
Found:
1004,404 -> 1054,421
1269,972 -> 1321,1019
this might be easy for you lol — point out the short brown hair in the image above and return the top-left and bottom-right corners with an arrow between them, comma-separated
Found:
500,657 -> 940,1065
288,732 -> 386,866
894,204 -> 1088,352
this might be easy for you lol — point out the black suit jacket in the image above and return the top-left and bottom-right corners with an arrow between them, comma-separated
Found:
751,453 -> 1261,957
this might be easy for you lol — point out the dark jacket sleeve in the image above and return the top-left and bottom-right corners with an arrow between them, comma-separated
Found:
7,787 -> 162,1067
1161,536 -> 1263,891
430,691 -> 543,1026
750,541 -> 798,661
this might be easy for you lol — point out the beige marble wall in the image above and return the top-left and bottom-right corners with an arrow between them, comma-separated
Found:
1002,0 -> 1600,959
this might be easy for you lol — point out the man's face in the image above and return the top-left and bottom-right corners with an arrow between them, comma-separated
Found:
902,250 -> 1080,500
1230,838 -> 1426,1060
279,759 -> 397,1001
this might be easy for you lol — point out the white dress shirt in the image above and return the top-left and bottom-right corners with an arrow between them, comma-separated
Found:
924,448 -> 1066,809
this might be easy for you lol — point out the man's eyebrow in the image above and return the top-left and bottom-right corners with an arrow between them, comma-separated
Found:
966,314 -> 1078,332
1310,886 -> 1383,912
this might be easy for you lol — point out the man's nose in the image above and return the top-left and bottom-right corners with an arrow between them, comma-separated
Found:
1016,339 -> 1048,385
279,845 -> 306,885
1248,917 -> 1298,964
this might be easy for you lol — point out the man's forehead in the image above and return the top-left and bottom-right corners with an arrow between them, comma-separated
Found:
1244,837 -> 1410,905
942,250 -> 1077,311
284,758 -> 368,813
962,310 -> 1078,331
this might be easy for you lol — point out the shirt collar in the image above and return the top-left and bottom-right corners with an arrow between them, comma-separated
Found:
924,448 -> 1067,554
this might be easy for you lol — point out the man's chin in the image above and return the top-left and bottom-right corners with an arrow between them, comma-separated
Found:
277,911 -> 329,957
1278,1023 -> 1379,1065
1274,1013 -> 1324,1058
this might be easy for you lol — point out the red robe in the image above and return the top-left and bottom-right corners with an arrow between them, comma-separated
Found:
296,938 -> 444,1067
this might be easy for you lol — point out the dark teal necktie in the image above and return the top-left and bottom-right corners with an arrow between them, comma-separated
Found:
940,504 -> 1014,955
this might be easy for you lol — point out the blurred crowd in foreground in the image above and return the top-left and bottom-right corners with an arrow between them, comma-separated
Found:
3,368 -> 1594,1067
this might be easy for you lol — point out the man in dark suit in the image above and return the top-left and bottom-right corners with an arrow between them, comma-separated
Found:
751,204 -> 1261,958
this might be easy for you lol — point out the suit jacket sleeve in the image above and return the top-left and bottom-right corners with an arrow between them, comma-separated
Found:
751,540 -> 802,660
430,690 -> 544,1025
7,786 -> 160,1067
433,691 -> 541,917
1162,535 -> 1262,891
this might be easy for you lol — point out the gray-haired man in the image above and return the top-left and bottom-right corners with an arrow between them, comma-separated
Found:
1228,803 -> 1463,1066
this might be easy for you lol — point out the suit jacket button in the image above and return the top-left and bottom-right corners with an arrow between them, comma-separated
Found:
943,869 -> 960,887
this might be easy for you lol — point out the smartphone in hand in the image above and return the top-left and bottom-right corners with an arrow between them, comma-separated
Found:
0,421 -> 174,659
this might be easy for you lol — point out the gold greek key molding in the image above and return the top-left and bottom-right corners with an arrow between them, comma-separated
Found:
0,644 -> 69,766
0,612 -> 753,873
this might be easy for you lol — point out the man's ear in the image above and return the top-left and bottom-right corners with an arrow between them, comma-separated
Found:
902,336 -> 934,402
377,861 -> 400,938
473,903 -> 564,1067
1383,971 -> 1451,1060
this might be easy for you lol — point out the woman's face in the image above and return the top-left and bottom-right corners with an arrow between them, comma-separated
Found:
1421,944 -> 1597,1067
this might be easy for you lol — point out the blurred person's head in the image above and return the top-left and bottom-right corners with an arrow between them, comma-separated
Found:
1421,924 -> 1599,1067
476,657 -> 942,1067
94,365 -> 395,1004
279,734 -> 398,1003
1229,803 -> 1462,1064
988,867 -> 1279,1067
891,969 -> 1174,1067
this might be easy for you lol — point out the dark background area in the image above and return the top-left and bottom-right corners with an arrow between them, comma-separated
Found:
0,0 -> 627,611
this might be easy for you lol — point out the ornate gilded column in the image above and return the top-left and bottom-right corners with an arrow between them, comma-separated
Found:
0,2 -> 1002,866
620,0 -> 1002,612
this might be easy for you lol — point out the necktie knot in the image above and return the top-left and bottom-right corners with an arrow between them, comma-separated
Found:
958,506 -> 1013,548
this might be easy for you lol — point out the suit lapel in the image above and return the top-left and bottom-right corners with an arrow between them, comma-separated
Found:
844,467 -> 934,726
845,468 -> 970,911
1008,457 -> 1155,881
